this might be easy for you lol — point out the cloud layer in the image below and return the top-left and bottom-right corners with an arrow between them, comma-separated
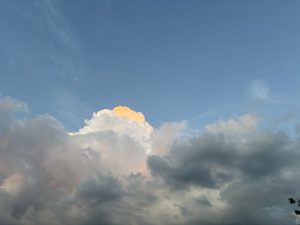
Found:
0,97 -> 299,225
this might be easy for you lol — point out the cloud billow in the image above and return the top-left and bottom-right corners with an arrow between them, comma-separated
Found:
0,96 -> 299,225
148,130 -> 294,188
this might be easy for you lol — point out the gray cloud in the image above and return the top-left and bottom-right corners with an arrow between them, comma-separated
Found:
0,96 -> 299,225
148,128 -> 299,225
148,130 -> 295,187
77,173 -> 124,204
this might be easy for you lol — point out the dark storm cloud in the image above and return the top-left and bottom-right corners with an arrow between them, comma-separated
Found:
195,195 -> 212,207
148,128 -> 300,225
148,131 -> 296,189
0,96 -> 299,225
77,173 -> 124,203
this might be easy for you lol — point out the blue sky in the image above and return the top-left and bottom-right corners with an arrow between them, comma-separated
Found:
1,0 -> 300,131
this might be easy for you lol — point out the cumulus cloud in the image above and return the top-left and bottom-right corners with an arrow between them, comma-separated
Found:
72,106 -> 153,153
205,114 -> 259,137
0,96 -> 299,225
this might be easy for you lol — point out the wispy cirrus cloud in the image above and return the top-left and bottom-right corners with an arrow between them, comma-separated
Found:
248,79 -> 299,105
249,79 -> 270,101
35,0 -> 86,80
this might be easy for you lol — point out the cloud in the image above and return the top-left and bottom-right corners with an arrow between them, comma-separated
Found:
76,173 -> 124,204
73,106 -> 153,148
249,79 -> 270,101
205,114 -> 259,136
248,79 -> 300,105
70,106 -> 154,176
0,96 -> 299,225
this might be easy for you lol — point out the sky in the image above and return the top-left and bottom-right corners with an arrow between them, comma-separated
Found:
1,1 -> 300,225
1,0 -> 300,130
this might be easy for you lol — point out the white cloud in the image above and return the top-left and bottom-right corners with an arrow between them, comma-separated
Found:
205,114 -> 259,137
72,107 -> 153,153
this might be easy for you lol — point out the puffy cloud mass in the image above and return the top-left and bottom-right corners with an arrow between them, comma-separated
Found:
0,96 -> 299,225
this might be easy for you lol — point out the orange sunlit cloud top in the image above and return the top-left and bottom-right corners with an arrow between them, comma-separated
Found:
112,106 -> 145,123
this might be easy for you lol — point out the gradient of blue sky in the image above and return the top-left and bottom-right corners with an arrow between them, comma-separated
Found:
1,0 -> 300,130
